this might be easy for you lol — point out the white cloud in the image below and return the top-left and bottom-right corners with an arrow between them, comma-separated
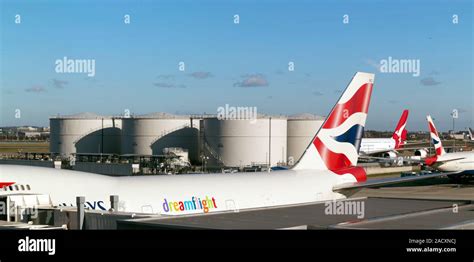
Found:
234,74 -> 268,87
190,72 -> 213,79
25,86 -> 46,93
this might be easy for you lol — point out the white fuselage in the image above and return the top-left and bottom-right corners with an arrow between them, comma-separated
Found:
433,151 -> 474,174
359,138 -> 396,155
0,165 -> 354,215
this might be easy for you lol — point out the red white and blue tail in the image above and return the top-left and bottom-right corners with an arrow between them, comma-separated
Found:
391,110 -> 409,149
427,115 -> 445,156
292,72 -> 375,181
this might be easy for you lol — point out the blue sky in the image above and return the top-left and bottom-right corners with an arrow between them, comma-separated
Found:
1,0 -> 472,131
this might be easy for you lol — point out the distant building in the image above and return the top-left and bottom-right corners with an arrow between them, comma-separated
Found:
17,126 -> 38,132
449,132 -> 467,140
17,131 -> 42,138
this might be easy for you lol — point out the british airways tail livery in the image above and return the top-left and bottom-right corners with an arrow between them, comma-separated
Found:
292,72 -> 374,182
0,72 -> 456,217
427,115 -> 446,157
424,116 -> 474,177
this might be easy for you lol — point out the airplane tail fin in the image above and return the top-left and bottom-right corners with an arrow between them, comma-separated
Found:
427,115 -> 446,156
391,110 -> 409,149
292,72 -> 374,182
468,127 -> 474,141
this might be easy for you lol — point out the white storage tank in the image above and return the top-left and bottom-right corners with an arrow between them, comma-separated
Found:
201,116 -> 287,167
120,113 -> 200,163
50,112 -> 122,158
287,113 -> 325,166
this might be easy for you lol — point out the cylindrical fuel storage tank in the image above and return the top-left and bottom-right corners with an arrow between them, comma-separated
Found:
287,113 -> 325,166
120,113 -> 200,163
201,116 -> 287,167
50,112 -> 122,158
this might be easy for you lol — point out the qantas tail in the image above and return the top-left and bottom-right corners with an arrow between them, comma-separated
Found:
391,110 -> 409,149
292,72 -> 374,180
427,115 -> 445,156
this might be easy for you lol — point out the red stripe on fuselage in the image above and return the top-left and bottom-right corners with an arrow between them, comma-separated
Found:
0,182 -> 15,188
323,83 -> 373,129
425,156 -> 438,166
